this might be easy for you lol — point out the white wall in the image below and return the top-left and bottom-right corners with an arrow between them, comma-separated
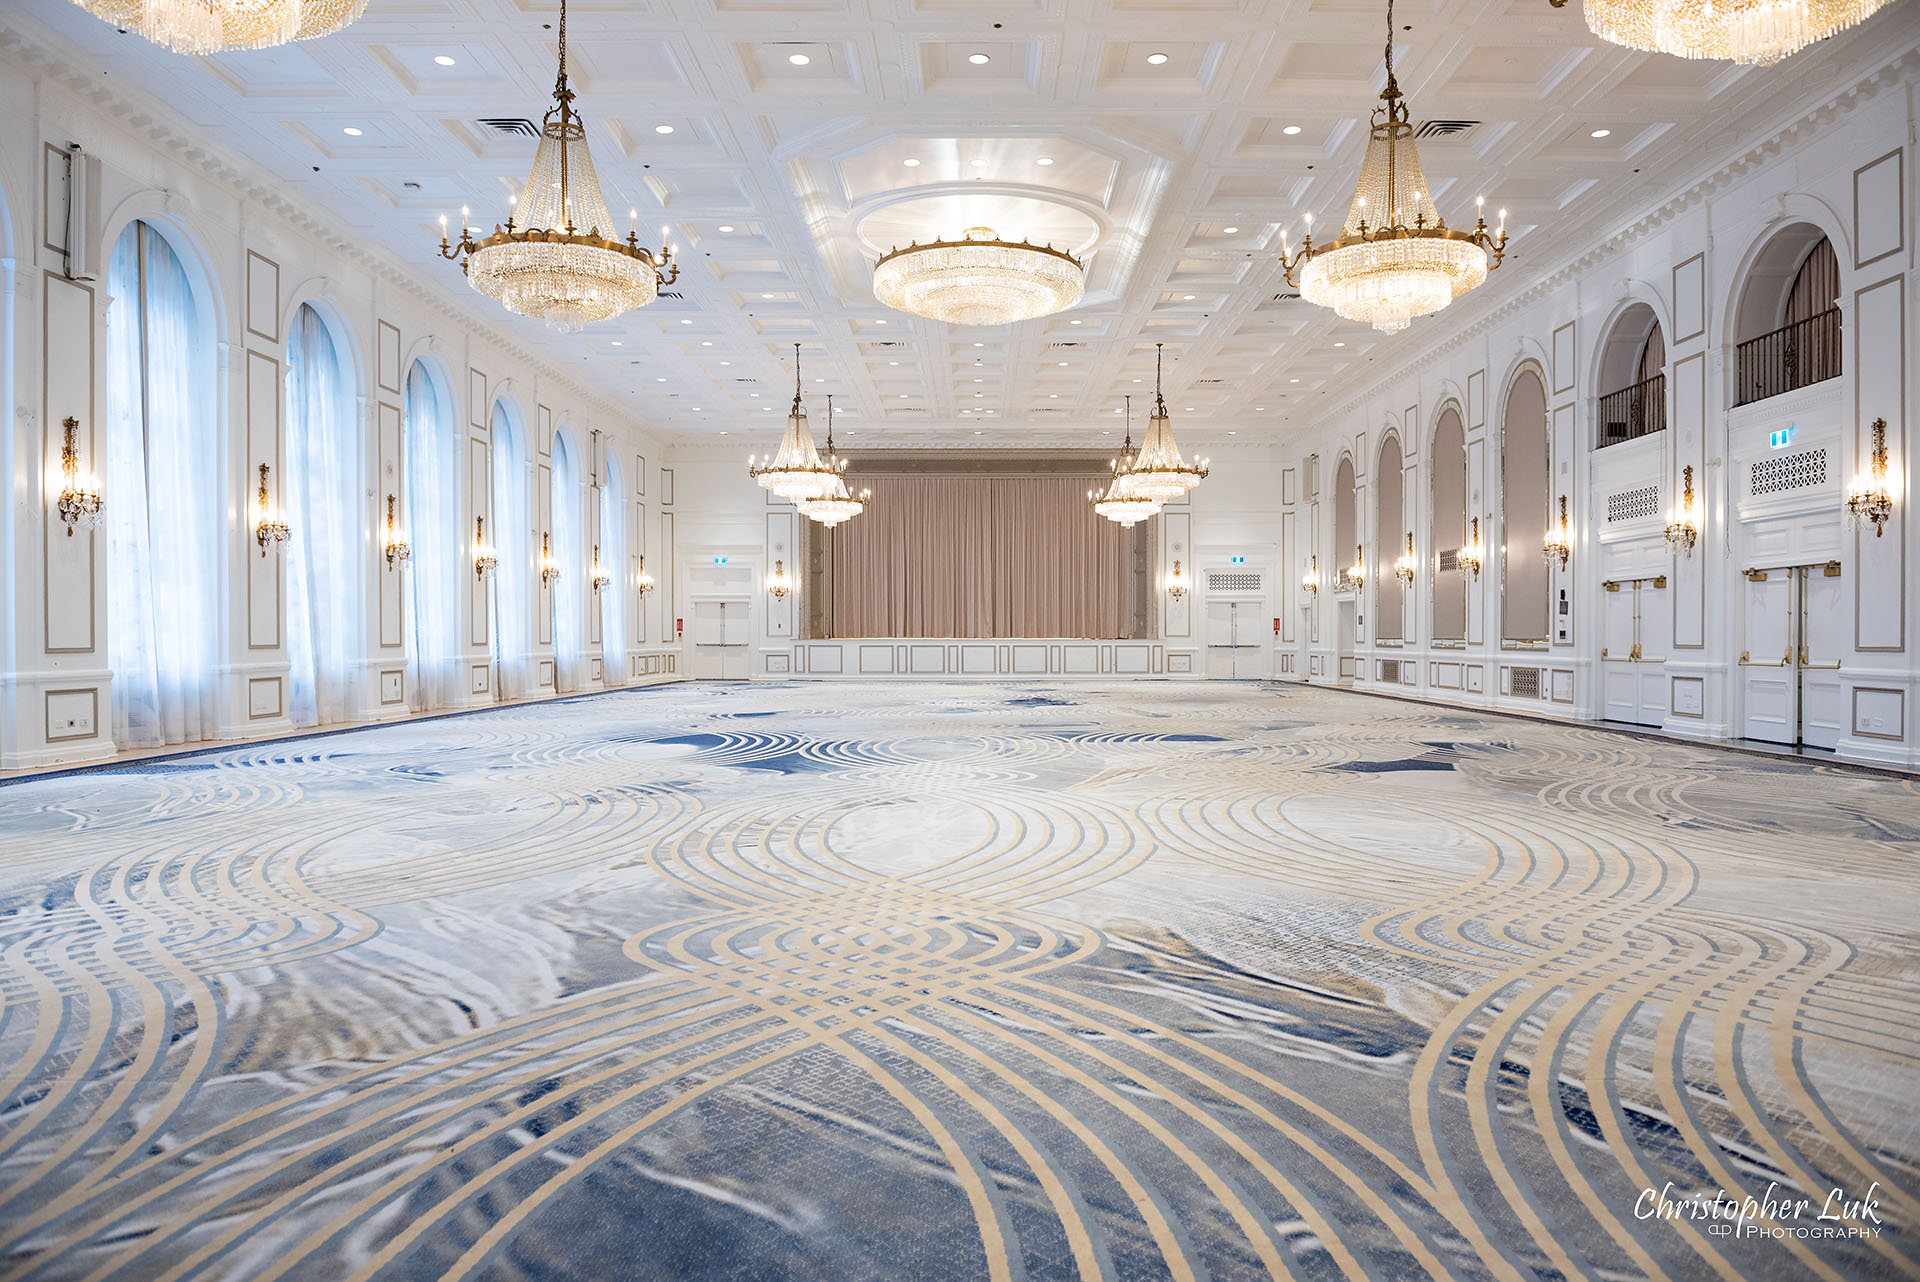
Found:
0,45 -> 682,770
1274,72 -> 1919,767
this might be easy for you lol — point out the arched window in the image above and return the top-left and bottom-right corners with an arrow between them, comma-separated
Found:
600,454 -> 627,682
1376,434 -> 1405,642
550,429 -> 585,693
1734,227 -> 1841,405
285,303 -> 358,727
403,360 -> 461,710
490,402 -> 532,699
1502,369 -> 1550,644
1431,407 -> 1467,643
1596,304 -> 1665,448
1333,454 -> 1357,583
105,219 -> 217,746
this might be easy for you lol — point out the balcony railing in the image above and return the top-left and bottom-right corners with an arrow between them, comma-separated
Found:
1596,373 -> 1666,449
1734,307 -> 1841,407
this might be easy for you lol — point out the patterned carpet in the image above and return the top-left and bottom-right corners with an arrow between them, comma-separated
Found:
1,681 -> 1916,1282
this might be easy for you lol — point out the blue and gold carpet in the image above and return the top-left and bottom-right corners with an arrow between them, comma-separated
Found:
1,681 -> 1916,1280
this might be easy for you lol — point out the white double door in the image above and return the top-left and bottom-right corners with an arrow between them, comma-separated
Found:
1740,565 -> 1843,748
1205,599 -> 1266,679
690,598 -> 750,680
1600,578 -> 1671,727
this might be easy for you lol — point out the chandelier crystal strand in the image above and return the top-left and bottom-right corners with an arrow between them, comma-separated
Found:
1568,0 -> 1892,64
1091,396 -> 1161,526
872,228 -> 1085,326
795,396 -> 871,527
1280,0 -> 1505,334
748,346 -> 840,503
436,0 -> 676,332
74,0 -> 367,54
1121,345 -> 1209,501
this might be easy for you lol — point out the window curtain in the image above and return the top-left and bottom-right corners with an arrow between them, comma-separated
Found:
106,220 -> 218,748
403,363 -> 462,711
551,438 -> 583,692
826,473 -> 1136,638
490,407 -> 532,699
284,305 -> 358,727
599,466 -> 627,680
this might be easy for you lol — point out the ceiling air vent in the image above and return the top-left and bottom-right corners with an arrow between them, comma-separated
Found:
1045,341 -> 1085,349
478,118 -> 540,138
657,291 -> 684,301
871,341 -> 906,348
1270,292 -> 1302,302
1414,119 -> 1480,141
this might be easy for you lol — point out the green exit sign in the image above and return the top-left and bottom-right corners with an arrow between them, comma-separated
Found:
1769,426 -> 1795,449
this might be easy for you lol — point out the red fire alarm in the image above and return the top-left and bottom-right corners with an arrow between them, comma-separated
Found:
675,617 -> 684,638
1272,617 -> 1281,635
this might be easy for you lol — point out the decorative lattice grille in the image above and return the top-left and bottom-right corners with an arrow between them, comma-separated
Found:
1378,658 -> 1400,683
1751,448 -> 1828,496
1509,666 -> 1541,699
1207,571 -> 1263,592
1607,486 -> 1660,523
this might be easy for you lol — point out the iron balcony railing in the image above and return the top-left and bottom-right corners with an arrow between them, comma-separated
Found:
1596,373 -> 1666,449
1734,307 -> 1841,407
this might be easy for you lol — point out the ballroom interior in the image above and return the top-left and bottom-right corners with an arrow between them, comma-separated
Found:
2,0 -> 1918,1278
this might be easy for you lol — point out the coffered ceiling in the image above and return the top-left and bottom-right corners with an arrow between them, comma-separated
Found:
9,0 -> 1912,448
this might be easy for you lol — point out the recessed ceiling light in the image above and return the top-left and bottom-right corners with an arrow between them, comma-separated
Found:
342,127 -> 363,136
1036,157 -> 1054,166
655,124 -> 674,134
718,224 -> 735,232
788,52 -> 811,65
1282,125 -> 1302,135
701,340 -> 712,346
973,377 -> 983,382
969,158 -> 987,167
1255,406 -> 1265,411
656,377 -> 666,382
1057,361 -> 1067,366
717,429 -> 725,433
680,318 -> 692,324
749,392 -> 759,397
975,430 -> 984,434
968,52 -> 990,64
1228,430 -> 1237,435
1146,52 -> 1169,64
876,319 -> 887,324
1290,377 -> 1300,383
720,361 -> 731,366
975,392 -> 984,397
1223,226 -> 1239,234
1333,341 -> 1345,347
1132,378 -> 1142,383
888,360 -> 899,366
899,393 -> 909,398
694,408 -> 702,411
903,158 -> 921,167
1049,393 -> 1058,398
1183,294 -> 1195,300
610,341 -> 622,346
1185,407 -> 1194,412
1590,128 -> 1611,138
761,292 -> 774,299
1069,318 -> 1082,325
433,54 -> 456,66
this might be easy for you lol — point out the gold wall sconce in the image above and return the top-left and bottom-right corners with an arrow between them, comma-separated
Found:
539,532 -> 560,587
1166,559 -> 1189,600
590,543 -> 612,593
55,417 -> 104,537
473,516 -> 498,578
1848,417 -> 1894,537
255,463 -> 290,557
636,555 -> 655,596
1393,532 -> 1416,586
1665,465 -> 1699,555
766,558 -> 792,600
1302,555 -> 1319,597
1542,495 -> 1571,569
1460,517 -> 1483,579
383,494 -> 411,569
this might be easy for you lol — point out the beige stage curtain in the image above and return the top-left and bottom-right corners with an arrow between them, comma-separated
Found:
826,473 -> 1137,638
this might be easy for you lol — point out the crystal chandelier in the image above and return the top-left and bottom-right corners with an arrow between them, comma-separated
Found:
1121,346 -> 1209,501
71,0 -> 366,54
794,396 -> 872,527
1090,397 -> 1162,526
1280,0 -> 1506,335
749,346 -> 843,503
436,0 -> 676,333
1559,0 -> 1895,65
54,416 -> 104,537
873,227 -> 1084,326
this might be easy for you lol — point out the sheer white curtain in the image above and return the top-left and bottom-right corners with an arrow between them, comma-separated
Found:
489,404 -> 532,699
403,361 -> 462,710
599,457 -> 627,681
551,432 -> 583,692
284,304 -> 358,726
106,220 -> 218,747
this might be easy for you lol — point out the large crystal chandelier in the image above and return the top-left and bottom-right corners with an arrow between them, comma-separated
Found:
436,0 -> 676,333
1280,0 -> 1506,335
1090,397 -> 1161,526
1121,346 -> 1209,501
795,396 -> 872,527
872,227 -> 1084,326
71,0 -> 365,53
1558,0 -> 1894,64
749,346 -> 841,503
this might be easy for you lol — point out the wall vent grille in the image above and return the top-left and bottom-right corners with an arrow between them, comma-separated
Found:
1378,658 -> 1401,683
1751,448 -> 1828,496
1607,486 -> 1660,522
1438,548 -> 1460,571
1207,570 -> 1263,592
1509,666 -> 1541,699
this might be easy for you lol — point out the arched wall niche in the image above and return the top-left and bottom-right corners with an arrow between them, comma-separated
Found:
1501,364 -> 1551,645
1376,431 -> 1404,642
1430,404 -> 1468,643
